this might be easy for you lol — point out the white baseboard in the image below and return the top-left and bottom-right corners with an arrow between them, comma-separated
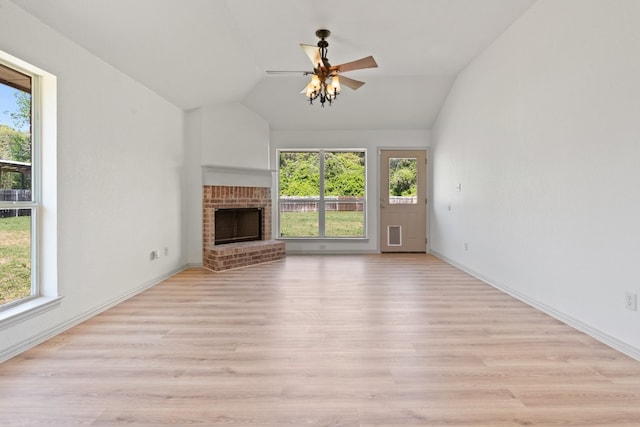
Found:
0,264 -> 190,364
432,251 -> 640,362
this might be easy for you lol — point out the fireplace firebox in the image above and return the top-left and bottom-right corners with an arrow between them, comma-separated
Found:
214,207 -> 262,245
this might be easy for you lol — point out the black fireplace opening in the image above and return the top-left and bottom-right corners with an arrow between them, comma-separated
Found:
215,207 -> 263,245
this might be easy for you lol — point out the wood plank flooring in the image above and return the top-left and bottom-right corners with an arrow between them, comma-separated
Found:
1,254 -> 640,426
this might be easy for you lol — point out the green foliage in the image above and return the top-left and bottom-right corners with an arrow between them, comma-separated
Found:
0,124 -> 13,154
5,91 -> 31,131
324,152 -> 365,196
8,131 -> 31,163
0,216 -> 32,305
325,211 -> 365,237
279,151 -> 365,197
279,152 -> 320,196
279,211 -> 364,238
389,158 -> 417,196
279,211 -> 319,237
1,90 -> 32,190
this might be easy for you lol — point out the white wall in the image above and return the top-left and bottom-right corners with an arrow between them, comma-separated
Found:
0,1 -> 185,361
431,0 -> 640,358
271,129 -> 430,253
183,102 -> 270,265
200,103 -> 270,170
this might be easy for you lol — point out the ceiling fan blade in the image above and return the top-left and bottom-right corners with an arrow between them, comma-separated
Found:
266,70 -> 312,75
338,75 -> 366,90
332,56 -> 378,73
300,44 -> 321,68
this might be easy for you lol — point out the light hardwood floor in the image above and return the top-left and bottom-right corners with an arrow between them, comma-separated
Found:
1,254 -> 640,426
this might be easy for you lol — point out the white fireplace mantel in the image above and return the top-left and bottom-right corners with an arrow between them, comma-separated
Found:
202,165 -> 275,188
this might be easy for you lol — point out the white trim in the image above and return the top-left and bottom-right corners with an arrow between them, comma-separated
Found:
432,251 -> 640,362
0,264 -> 189,363
202,165 -> 275,188
0,50 -> 59,323
275,149 -> 368,240
0,296 -> 62,331
285,249 -> 379,255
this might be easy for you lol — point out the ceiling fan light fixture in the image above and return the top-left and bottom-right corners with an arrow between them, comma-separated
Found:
304,73 -> 340,107
331,75 -> 341,92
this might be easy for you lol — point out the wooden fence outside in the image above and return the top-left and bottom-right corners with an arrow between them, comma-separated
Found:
279,196 -> 417,212
389,196 -> 418,204
280,196 -> 365,212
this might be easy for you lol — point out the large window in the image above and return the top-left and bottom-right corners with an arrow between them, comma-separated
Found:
0,61 -> 36,309
278,149 -> 366,238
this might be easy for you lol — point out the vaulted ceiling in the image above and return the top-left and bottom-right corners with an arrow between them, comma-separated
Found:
11,0 -> 536,130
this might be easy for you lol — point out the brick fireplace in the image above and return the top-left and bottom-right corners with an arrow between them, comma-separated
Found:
202,184 -> 285,272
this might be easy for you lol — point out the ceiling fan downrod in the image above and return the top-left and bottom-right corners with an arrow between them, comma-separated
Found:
315,29 -> 331,71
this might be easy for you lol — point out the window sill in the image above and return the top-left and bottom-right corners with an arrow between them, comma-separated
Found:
277,237 -> 369,241
0,296 -> 63,331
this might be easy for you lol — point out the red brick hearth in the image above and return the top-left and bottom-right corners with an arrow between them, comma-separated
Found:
203,185 -> 285,271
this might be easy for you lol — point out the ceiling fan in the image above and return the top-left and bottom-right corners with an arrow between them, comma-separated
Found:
267,29 -> 378,107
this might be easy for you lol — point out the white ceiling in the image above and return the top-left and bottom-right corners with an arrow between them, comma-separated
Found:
11,0 -> 536,130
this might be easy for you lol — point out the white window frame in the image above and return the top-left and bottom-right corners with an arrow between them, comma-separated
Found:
276,148 -> 367,239
0,51 -> 60,327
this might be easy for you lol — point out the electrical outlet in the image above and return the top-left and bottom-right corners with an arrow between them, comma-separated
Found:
150,250 -> 159,261
625,292 -> 637,311
164,247 -> 169,256
464,242 -> 469,251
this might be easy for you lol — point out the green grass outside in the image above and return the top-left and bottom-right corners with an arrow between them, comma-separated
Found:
279,211 -> 364,238
0,215 -> 32,305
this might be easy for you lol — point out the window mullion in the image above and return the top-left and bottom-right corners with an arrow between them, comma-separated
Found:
318,150 -> 325,237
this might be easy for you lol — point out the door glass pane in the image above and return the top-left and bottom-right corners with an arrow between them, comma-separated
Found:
389,157 -> 417,204
324,151 -> 365,237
